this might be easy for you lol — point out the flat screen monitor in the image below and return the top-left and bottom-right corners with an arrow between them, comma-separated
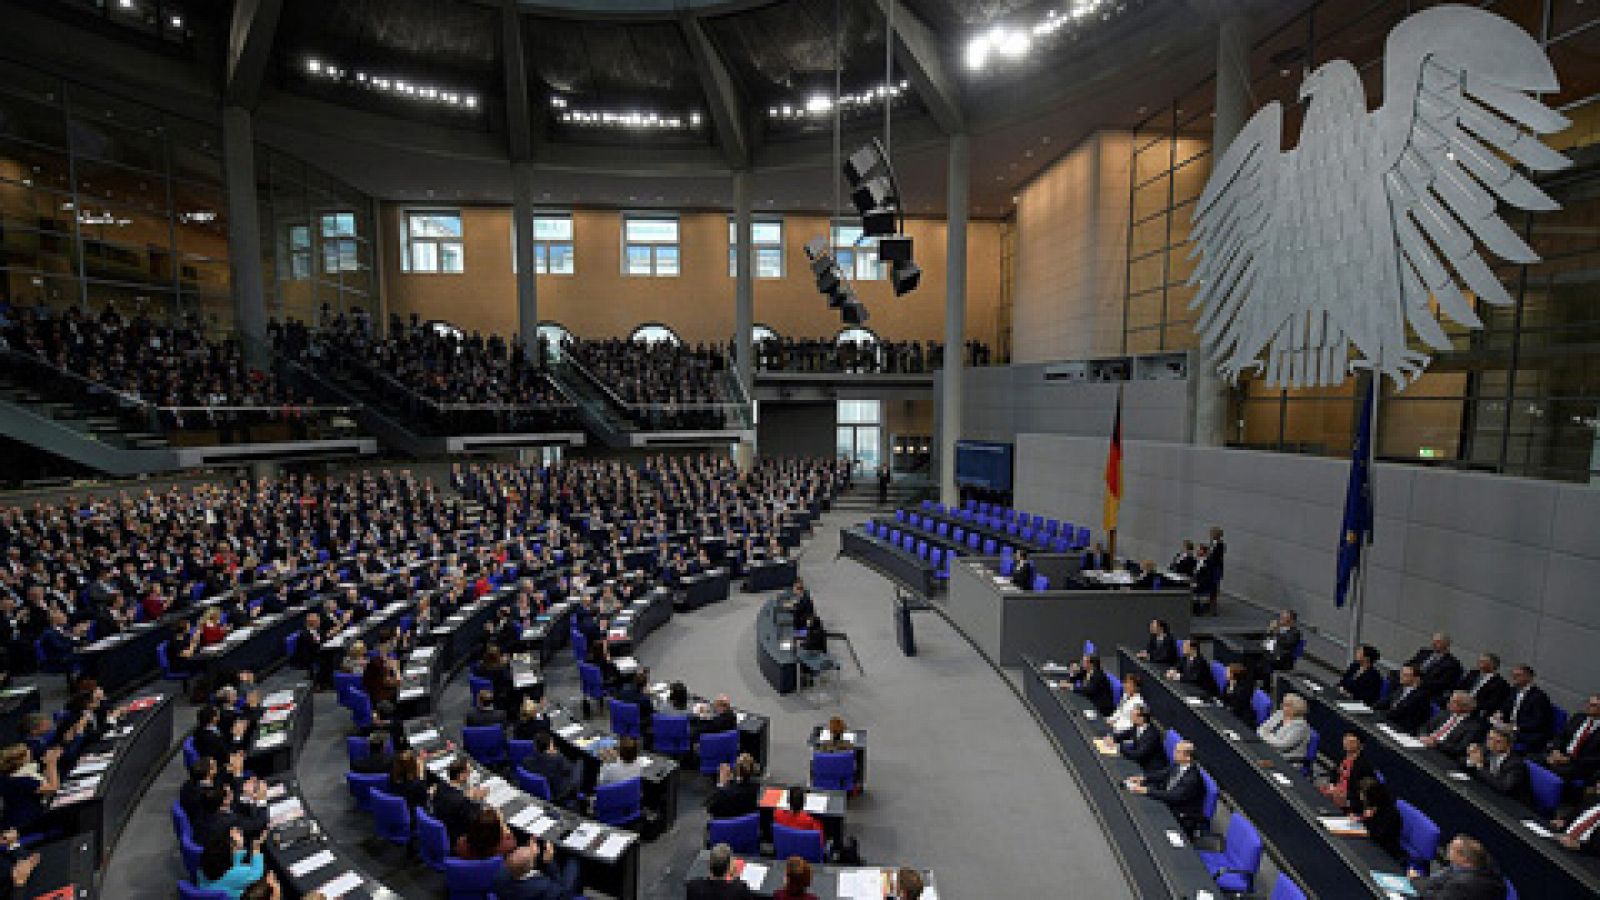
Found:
954,440 -> 1013,492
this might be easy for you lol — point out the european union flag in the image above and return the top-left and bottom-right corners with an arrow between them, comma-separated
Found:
1335,382 -> 1376,608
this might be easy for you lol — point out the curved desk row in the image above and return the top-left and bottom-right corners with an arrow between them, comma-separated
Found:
402,717 -> 641,900
47,692 -> 174,870
839,526 -> 940,598
263,774 -> 400,900
674,568 -> 732,612
756,595 -> 799,695
683,850 -> 935,899
246,683 -> 315,778
546,707 -> 679,830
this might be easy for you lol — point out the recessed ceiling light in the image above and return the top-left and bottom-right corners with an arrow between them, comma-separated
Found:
169,15 -> 183,28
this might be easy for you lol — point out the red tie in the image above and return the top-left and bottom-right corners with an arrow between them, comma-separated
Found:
1571,719 -> 1595,756
1568,804 -> 1600,841
1430,714 -> 1460,742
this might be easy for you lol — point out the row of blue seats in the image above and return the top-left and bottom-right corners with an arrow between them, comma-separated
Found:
869,520 -> 1062,589
901,507 -> 1088,554
924,498 -> 1095,548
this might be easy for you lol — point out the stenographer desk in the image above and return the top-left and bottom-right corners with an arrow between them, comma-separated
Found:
1123,652 -> 1400,897
839,526 -> 940,598
675,567 -> 732,611
756,594 -> 799,695
944,558 -> 1190,668
1284,672 -> 1600,899
1022,656 -> 1219,899
16,832 -> 97,900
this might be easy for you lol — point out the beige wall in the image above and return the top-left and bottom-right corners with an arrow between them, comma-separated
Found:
380,205 -> 1003,346
1010,130 -> 1133,363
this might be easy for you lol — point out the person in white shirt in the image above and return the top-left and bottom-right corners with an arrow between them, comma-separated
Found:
596,736 -> 645,786
1257,692 -> 1313,761
1108,673 -> 1146,732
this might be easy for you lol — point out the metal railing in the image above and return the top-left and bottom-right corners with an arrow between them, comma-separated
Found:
560,351 -> 748,431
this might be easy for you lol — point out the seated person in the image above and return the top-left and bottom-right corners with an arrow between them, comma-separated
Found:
1376,664 -> 1433,733
520,732 -> 578,806
1108,674 -> 1145,732
596,737 -> 644,786
612,672 -> 656,730
772,786 -> 824,835
1338,644 -> 1385,707
465,689 -> 507,728
432,758 -> 488,842
1127,740 -> 1206,834
1099,704 -> 1164,772
1406,835 -> 1505,898
1318,732 -> 1376,812
1257,693 -> 1313,761
687,843 -> 754,900
1546,694 -> 1600,784
773,856 -> 818,900
1354,777 -> 1405,861
0,744 -> 59,834
691,696 -> 738,739
785,579 -> 815,626
479,644 -> 514,709
511,697 -> 553,742
1068,653 -> 1116,717
1465,726 -> 1532,807
196,828 -> 266,900
706,753 -> 760,819
455,806 -> 518,861
1419,691 -> 1486,760
1136,619 -> 1178,666
387,750 -> 432,812
817,716 -> 855,753
492,839 -> 583,900
1166,639 -> 1211,693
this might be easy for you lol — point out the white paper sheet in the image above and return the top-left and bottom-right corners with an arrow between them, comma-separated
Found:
804,793 -> 829,813
317,871 -> 364,899
289,850 -> 335,877
596,833 -> 632,860
738,861 -> 768,890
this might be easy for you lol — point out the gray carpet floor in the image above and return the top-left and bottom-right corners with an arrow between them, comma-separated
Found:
101,509 -> 1138,898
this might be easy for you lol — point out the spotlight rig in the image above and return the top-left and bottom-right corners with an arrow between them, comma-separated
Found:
842,138 -> 920,297
805,237 -> 869,325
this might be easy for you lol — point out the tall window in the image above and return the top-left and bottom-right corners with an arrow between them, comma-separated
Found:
401,210 -> 464,273
623,216 -> 679,276
837,399 -> 883,475
727,217 -> 784,278
832,223 -> 884,281
320,212 -> 359,273
287,225 -> 312,280
534,213 -> 574,274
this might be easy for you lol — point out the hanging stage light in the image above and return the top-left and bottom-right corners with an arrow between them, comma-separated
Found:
840,137 -> 920,294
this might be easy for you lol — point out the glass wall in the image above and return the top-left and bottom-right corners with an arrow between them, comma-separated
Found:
260,151 -> 375,326
1126,0 -> 1600,482
0,59 -> 229,328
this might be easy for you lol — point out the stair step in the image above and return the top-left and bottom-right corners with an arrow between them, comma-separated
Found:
132,439 -> 169,449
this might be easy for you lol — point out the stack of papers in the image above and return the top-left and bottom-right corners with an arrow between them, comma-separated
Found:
562,822 -> 601,852
316,871 -> 364,900
289,850 -> 335,877
803,792 -> 829,814
596,832 -> 631,860
268,797 -> 304,826
737,861 -> 768,890
836,869 -> 884,900
1318,816 -> 1368,836
1338,702 -> 1372,713
557,723 -> 584,739
410,728 -> 440,745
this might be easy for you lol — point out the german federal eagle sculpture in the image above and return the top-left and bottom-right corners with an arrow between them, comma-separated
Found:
1188,5 -> 1571,389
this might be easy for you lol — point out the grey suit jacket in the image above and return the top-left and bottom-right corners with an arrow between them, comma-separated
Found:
1257,711 -> 1312,760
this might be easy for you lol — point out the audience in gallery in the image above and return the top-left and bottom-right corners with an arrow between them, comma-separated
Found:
748,335 -> 993,374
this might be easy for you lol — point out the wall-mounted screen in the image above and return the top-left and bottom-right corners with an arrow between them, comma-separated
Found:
955,440 -> 1014,491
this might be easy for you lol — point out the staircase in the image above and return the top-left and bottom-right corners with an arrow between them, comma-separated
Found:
279,358 -> 436,457
546,357 -> 640,449
0,369 -> 176,476
832,477 -> 930,513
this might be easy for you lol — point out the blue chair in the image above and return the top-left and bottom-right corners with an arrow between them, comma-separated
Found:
812,750 -> 857,792
578,662 -> 607,709
1250,689 -> 1272,727
982,538 -> 997,555
698,730 -> 739,776
156,642 -> 191,688
593,777 -> 642,828
345,772 -> 387,813
1031,574 -> 1049,591
347,735 -> 375,767
1200,770 -> 1219,828
347,690 -> 377,730
570,629 -> 589,663
773,823 -> 825,863
1198,813 -> 1263,893
1210,661 -> 1229,694
508,739 -> 534,768
1298,727 -> 1321,777
179,832 -> 204,879
1163,729 -> 1182,763
415,808 -> 450,873
1397,799 -> 1441,871
707,812 -> 761,855
652,714 -> 691,756
34,639 -> 72,675
1527,761 -> 1562,817
998,555 -> 1015,577
468,675 -> 494,704
609,700 -> 642,739
178,881 -> 230,900
333,672 -> 363,706
181,736 -> 199,772
284,632 -> 301,666
1109,677 -> 1124,708
515,766 -> 553,801
370,789 -> 412,846
445,856 -> 503,900
170,799 -> 192,840
1504,879 -> 1519,900
463,725 -> 509,767
1268,872 -> 1308,900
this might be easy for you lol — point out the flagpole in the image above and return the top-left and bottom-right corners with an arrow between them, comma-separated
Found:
1346,369 -> 1380,665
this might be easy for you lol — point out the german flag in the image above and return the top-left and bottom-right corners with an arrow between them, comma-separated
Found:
1103,390 -> 1124,535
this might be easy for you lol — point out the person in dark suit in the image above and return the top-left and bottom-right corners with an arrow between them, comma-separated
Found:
1460,653 -> 1510,721
387,750 -> 432,812
1356,778 -> 1406,862
1167,639 -> 1211,693
1010,551 -> 1036,591
690,696 -> 738,739
1263,609 -> 1302,674
1206,525 -> 1225,584
1493,665 -> 1555,752
785,579 -> 815,627
1338,644 -> 1385,707
705,753 -> 761,819
1070,653 -> 1115,717
464,689 -> 507,728
1407,633 -> 1465,704
350,734 -> 393,775
1102,704 -> 1164,772
291,612 -> 328,675
1420,692 -> 1487,760
1137,619 -> 1178,667
192,706 -> 248,767
612,672 -> 656,731
491,841 -> 582,900
1130,740 -> 1206,833
520,732 -> 579,807
1545,694 -> 1600,783
687,843 -> 753,900
1377,665 -> 1433,733
1083,543 -> 1113,572
1408,835 -> 1507,900
1220,663 -> 1257,726
1170,540 -> 1198,576
431,758 -> 485,842
1189,545 -> 1219,615
1466,727 -> 1532,808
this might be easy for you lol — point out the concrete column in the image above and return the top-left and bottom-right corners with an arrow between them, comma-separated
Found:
733,169 -> 756,471
222,106 -> 268,367
1193,15 -> 1250,447
940,133 -> 969,507
511,161 -> 539,358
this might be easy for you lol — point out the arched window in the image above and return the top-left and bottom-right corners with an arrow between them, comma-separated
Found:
537,321 -> 573,359
426,320 -> 465,341
752,324 -> 778,344
835,326 -> 878,346
630,323 -> 682,345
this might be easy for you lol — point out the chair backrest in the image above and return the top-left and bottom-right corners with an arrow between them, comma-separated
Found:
1032,574 -> 1049,591
1504,877 -> 1519,900
773,822 -> 826,863
179,832 -> 204,879
1109,677 -> 1124,707
1223,813 -> 1264,877
507,739 -> 534,766
982,538 -> 997,554
1552,705 -> 1571,738
707,812 -> 762,855
334,672 -> 363,705
1200,769 -> 1219,821
698,730 -> 739,775
968,533 -> 980,549
347,735 -> 372,766
515,766 -> 552,801
578,662 -> 605,698
652,713 -> 692,755
467,675 -> 493,703
1396,799 -> 1441,868
181,736 -> 199,771
415,807 -> 450,872
345,771 -> 387,813
1527,760 -> 1562,817
609,700 -> 642,738
1301,727 -> 1321,775
178,881 -> 230,900
370,788 -> 411,843
1209,661 -> 1229,694
998,556 -> 1015,577
1250,689 -> 1272,727
463,725 -> 508,764
593,776 -> 642,826
156,642 -> 172,673
445,856 -> 503,900
1163,729 -> 1182,763
812,750 -> 857,791
347,689 -> 374,727
1076,526 -> 1091,547
170,799 -> 192,840
570,629 -> 589,662
1268,873 -> 1308,900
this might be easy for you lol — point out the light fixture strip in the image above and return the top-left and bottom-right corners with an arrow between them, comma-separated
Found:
965,0 -> 1130,71
549,96 -> 704,131
303,57 -> 480,109
767,80 -> 911,120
